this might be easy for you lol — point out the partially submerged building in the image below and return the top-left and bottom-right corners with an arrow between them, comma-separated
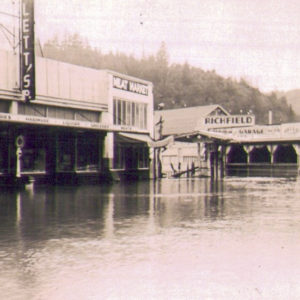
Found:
154,105 -> 255,177
156,104 -> 300,178
0,50 -> 154,185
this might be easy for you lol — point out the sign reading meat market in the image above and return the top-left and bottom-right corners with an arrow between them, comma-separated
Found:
21,0 -> 35,101
113,76 -> 149,96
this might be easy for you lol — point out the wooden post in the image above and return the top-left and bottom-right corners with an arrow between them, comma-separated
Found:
210,149 -> 214,179
197,142 -> 201,171
220,145 -> 226,178
215,145 -> 219,180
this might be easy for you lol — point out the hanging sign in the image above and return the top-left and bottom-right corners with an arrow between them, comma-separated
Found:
21,0 -> 35,101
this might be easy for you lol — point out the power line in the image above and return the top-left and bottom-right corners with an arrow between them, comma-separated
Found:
0,10 -> 19,18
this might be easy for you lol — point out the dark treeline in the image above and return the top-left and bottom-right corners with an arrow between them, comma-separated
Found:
40,33 -> 296,124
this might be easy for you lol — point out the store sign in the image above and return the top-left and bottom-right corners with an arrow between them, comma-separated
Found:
212,123 -> 300,139
113,76 -> 148,96
0,112 -> 149,134
21,0 -> 35,101
202,115 -> 255,128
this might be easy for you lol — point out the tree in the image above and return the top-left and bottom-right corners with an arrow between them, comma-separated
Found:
41,35 -> 297,123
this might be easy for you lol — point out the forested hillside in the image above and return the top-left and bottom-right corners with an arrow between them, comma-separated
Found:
276,89 -> 300,117
40,34 -> 296,124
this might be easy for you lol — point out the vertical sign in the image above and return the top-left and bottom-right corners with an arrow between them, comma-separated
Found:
21,0 -> 35,101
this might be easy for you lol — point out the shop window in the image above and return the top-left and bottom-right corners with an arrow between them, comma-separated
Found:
113,98 -> 148,130
0,137 -> 8,173
135,103 -> 140,127
126,101 -> 131,125
18,103 -> 47,117
113,100 -> 117,124
48,106 -> 75,120
18,104 -> 101,124
117,100 -> 122,125
77,134 -> 99,171
122,101 -> 126,125
143,104 -> 147,129
21,134 -> 46,173
75,111 -> 100,123
22,149 -> 46,172
114,144 -> 149,170
0,100 -> 9,113
138,147 -> 149,168
113,144 -> 125,169
57,134 -> 75,171
131,102 -> 135,126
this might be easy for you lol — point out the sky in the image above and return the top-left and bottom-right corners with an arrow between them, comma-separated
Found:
1,0 -> 300,92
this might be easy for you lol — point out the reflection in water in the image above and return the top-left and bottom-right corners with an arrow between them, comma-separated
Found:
104,194 -> 114,239
1,177 -> 300,299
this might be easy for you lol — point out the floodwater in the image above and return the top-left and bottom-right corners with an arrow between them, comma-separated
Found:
1,177 -> 300,300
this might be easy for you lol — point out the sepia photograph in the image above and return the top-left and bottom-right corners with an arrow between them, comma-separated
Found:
1,0 -> 300,299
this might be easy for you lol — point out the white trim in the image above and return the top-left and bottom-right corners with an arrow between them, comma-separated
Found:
0,112 -> 149,133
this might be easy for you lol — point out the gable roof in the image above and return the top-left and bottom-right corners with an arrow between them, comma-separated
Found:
154,105 -> 229,136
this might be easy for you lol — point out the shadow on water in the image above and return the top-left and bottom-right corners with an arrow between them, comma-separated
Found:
0,179 -> 227,245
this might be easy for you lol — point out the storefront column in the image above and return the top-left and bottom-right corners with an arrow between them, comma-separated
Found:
197,142 -> 201,170
267,145 -> 278,164
104,132 -> 114,171
149,147 -> 155,179
9,101 -> 18,114
206,144 -> 212,178
198,142 -> 206,171
74,134 -> 78,171
292,144 -> 300,173
214,145 -> 219,179
210,144 -> 219,179
219,145 -> 226,178
225,145 -> 231,164
243,145 -> 254,164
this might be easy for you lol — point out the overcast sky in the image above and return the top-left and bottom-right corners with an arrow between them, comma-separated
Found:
1,0 -> 300,92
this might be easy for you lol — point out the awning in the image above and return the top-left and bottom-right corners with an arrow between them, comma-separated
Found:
118,132 -> 153,144
118,132 -> 174,148
175,129 -> 232,143
149,135 -> 174,148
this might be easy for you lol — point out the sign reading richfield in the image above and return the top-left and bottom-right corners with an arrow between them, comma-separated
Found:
200,115 -> 255,128
21,0 -> 35,101
113,76 -> 148,96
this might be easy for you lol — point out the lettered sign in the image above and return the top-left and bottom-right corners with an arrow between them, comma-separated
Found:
21,0 -> 35,101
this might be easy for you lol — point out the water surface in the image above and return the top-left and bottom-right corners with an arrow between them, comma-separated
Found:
1,177 -> 300,299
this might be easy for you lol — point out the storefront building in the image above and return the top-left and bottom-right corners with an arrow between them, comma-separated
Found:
154,105 -> 255,177
158,104 -> 300,178
0,49 -> 154,185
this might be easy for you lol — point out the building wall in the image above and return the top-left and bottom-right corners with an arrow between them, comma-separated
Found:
0,50 -> 18,91
0,51 -> 154,183
161,142 -> 200,177
35,57 -> 109,109
104,71 -> 154,177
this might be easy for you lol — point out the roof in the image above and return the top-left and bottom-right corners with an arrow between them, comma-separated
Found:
102,69 -> 153,86
154,105 -> 229,136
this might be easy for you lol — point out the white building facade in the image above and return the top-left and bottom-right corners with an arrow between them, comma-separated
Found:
0,49 -> 154,184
